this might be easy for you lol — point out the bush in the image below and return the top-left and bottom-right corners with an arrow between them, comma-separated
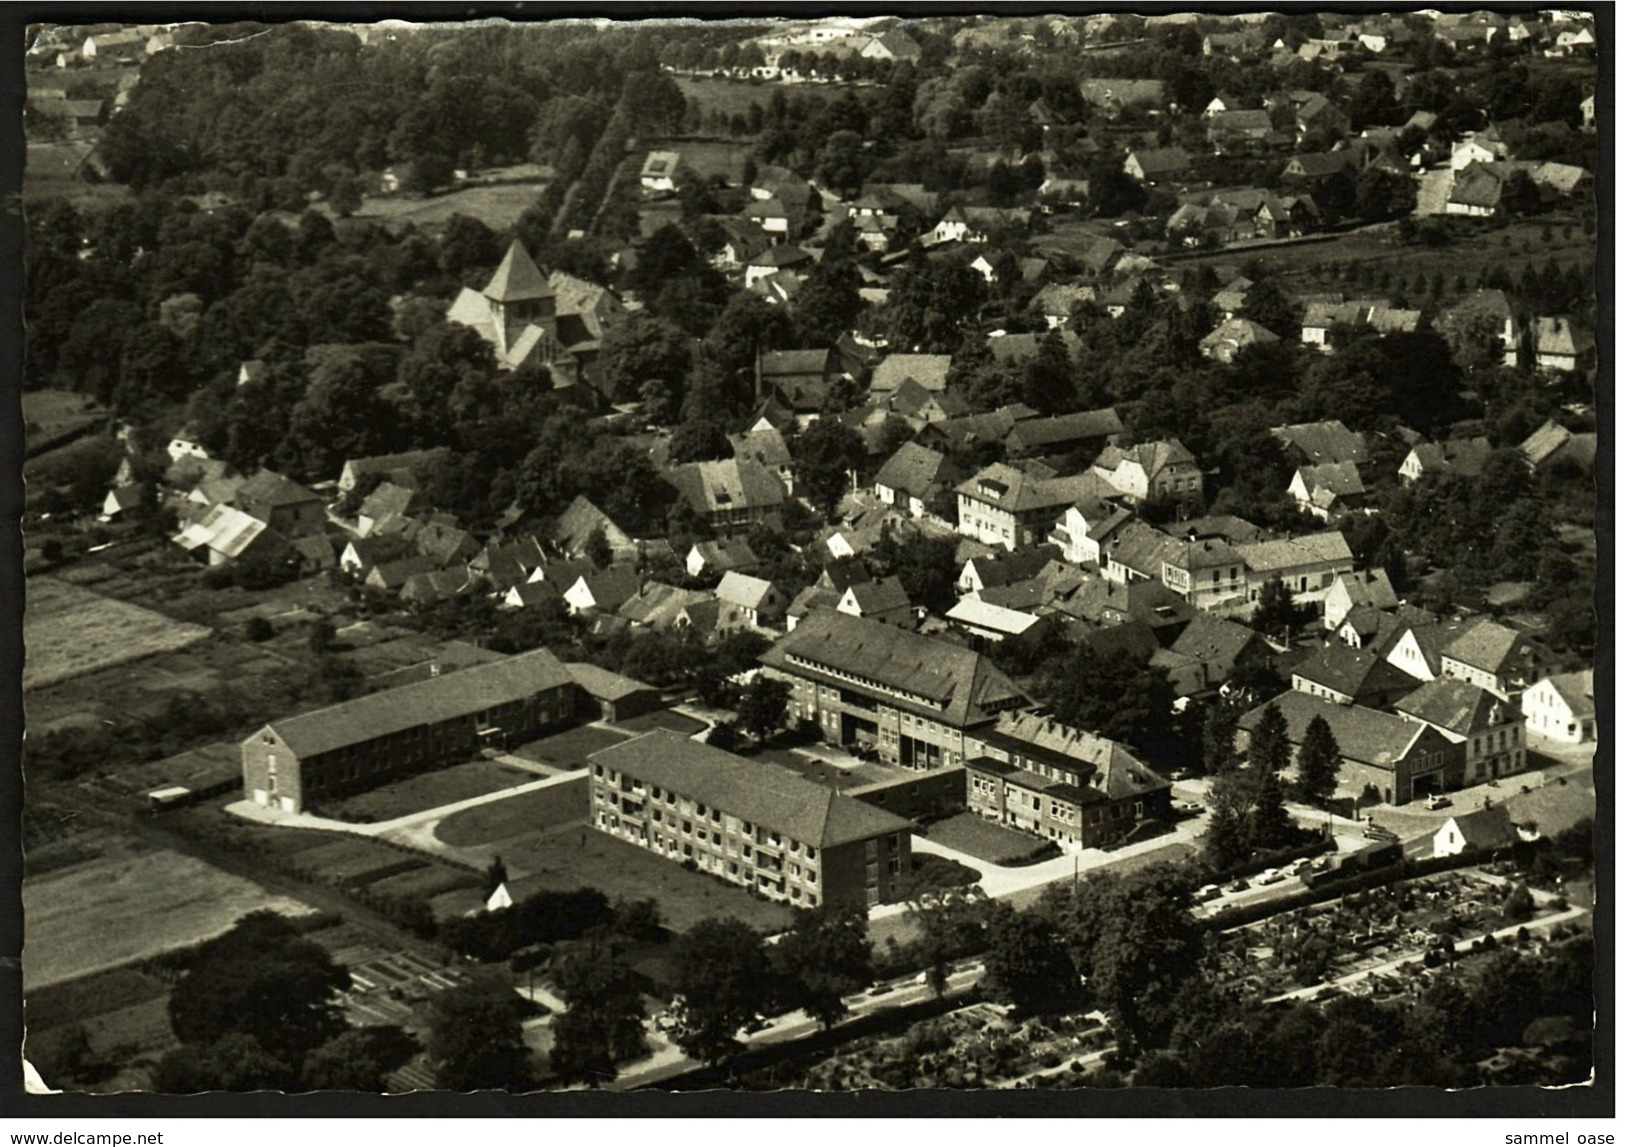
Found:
245,616 -> 275,642
1501,883 -> 1536,924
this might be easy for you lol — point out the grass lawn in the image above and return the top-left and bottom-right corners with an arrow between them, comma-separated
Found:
511,724 -> 634,769
316,759 -> 542,823
348,178 -> 551,232
435,778 -> 590,847
24,577 -> 212,691
493,829 -> 796,936
614,709 -> 706,737
924,813 -> 1057,867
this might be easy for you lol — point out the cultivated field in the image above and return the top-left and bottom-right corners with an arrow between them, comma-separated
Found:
23,841 -> 317,990
24,576 -> 212,691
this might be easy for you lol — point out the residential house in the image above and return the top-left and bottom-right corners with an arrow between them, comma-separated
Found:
1150,615 -> 1273,698
1123,147 -> 1193,184
1288,461 -> 1367,520
759,610 -> 1028,771
861,29 -> 922,60
1158,536 -> 1248,613
1271,420 -> 1369,470
548,495 -> 634,561
1090,439 -> 1203,508
716,571 -> 787,633
743,245 -> 814,289
503,579 -> 564,611
400,566 -> 476,607
957,465 -> 1118,551
836,576 -> 912,628
686,537 -> 761,579
874,442 -> 959,520
1440,618 -> 1547,699
165,429 -> 212,466
339,447 -> 450,493
1031,282 -> 1096,328
1521,671 -> 1595,744
956,547 -> 1056,598
616,582 -> 711,632
1199,317 -> 1280,363
1581,93 -> 1595,129
563,569 -> 643,616
729,426 -> 796,498
1295,94 -> 1350,141
1292,643 -> 1423,708
869,354 -> 952,401
470,536 -> 548,592
1281,150 -> 1356,184
1432,807 -> 1517,859
587,730 -> 914,910
355,482 -> 419,537
1236,531 -> 1356,606
1323,569 -> 1400,631
1446,162 -> 1505,217
757,348 -> 840,419
241,648 -> 578,813
963,711 -> 1172,852
1004,409 -> 1124,460
1212,276 -> 1252,319
172,504 -> 288,569
100,483 -> 146,522
1207,108 -> 1276,151
230,470 -> 325,538
1238,690 -> 1460,806
1451,133 -> 1510,171
1531,316 -> 1595,373
887,379 -> 968,427
1519,420 -> 1597,473
365,554 -> 443,593
669,458 -> 787,532
1396,678 -> 1528,785
1398,438 -> 1494,485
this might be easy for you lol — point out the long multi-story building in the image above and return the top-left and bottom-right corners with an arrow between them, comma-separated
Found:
587,730 -> 914,910
964,711 -> 1173,852
759,609 -> 1028,771
241,648 -> 579,814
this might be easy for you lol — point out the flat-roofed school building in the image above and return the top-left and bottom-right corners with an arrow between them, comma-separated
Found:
588,730 -> 914,910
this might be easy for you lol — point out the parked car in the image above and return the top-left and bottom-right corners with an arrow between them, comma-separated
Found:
1257,868 -> 1285,885
1364,823 -> 1399,842
1226,877 -> 1250,893
1195,884 -> 1223,902
1425,794 -> 1451,810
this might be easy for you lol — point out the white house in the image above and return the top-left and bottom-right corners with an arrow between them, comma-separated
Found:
640,151 -> 682,194
715,571 -> 786,633
166,430 -> 212,464
1431,807 -> 1516,858
1521,670 -> 1595,744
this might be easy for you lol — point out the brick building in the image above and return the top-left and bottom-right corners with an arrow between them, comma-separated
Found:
587,730 -> 914,910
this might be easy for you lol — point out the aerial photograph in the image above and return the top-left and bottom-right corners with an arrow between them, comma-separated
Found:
18,10 -> 1599,1098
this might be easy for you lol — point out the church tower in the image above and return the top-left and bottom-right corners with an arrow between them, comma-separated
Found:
482,240 -> 555,361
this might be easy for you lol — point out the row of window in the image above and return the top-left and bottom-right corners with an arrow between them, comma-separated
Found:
591,784 -> 818,860
785,654 -> 939,709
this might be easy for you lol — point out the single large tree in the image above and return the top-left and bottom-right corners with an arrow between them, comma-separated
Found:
771,908 -> 874,1029
670,918 -> 776,1063
981,905 -> 1083,1016
1296,714 -> 1341,807
789,418 -> 866,518
737,677 -> 791,744
548,955 -> 649,1086
425,981 -> 535,1091
1247,702 -> 1293,776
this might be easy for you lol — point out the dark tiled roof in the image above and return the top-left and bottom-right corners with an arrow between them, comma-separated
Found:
1238,691 -> 1429,768
976,710 -> 1170,802
670,459 -> 786,515
760,610 -> 1026,728
483,240 -> 553,303
588,730 -> 912,848
1293,643 -> 1420,699
875,442 -> 955,501
1395,678 -> 1513,736
1005,409 -> 1124,451
565,662 -> 657,702
1169,615 -> 1267,675
1271,421 -> 1369,466
234,469 -> 322,508
1442,618 -> 1536,677
261,648 -> 575,759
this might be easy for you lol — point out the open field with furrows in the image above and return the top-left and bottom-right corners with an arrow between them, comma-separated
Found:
1171,217 -> 1595,299
24,576 -> 212,691
317,759 -> 544,823
347,178 -> 551,232
22,840 -> 318,990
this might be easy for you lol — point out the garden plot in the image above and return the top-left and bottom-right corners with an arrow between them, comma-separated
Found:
23,841 -> 317,990
24,577 -> 212,691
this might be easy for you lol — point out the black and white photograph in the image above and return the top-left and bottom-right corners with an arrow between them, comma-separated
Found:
14,7 -> 1603,1103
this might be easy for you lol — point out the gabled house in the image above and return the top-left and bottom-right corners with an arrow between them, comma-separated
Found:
1238,690 -> 1460,805
1530,316 -> 1595,373
1288,461 -> 1367,521
1031,282 -> 1097,328
869,354 -> 951,400
836,576 -> 912,628
1294,94 -> 1350,141
744,245 -> 815,289
956,464 -> 1117,550
1271,420 -> 1369,469
1292,643 -> 1422,708
1396,678 -> 1527,785
548,495 -> 634,561
669,458 -> 787,532
1151,615 -> 1272,697
1199,317 -> 1280,363
1451,133 -> 1510,171
729,426 -> 796,498
1322,569 -> 1399,631
687,537 -> 760,579
503,579 -> 564,611
716,571 -> 787,633
1398,438 -> 1493,485
1004,409 -> 1124,460
100,483 -> 146,522
1207,108 -> 1276,151
470,536 -> 548,592
957,547 -> 1057,598
1091,439 -> 1203,508
1521,671 -> 1595,744
1519,420 -> 1597,473
616,582 -> 711,632
1446,162 -> 1505,217
1235,531 -> 1356,606
1212,275 -> 1252,318
758,348 -> 840,419
355,482 -> 419,537
1158,536 -> 1247,613
1440,618 -> 1547,700
365,553 -> 442,592
230,470 -> 326,538
339,447 -> 450,493
401,566 -> 476,607
874,442 -> 958,520
1123,147 -> 1193,184
1099,519 -> 1184,588
1432,806 -> 1517,859
1281,150 -> 1356,183
563,569 -> 643,616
